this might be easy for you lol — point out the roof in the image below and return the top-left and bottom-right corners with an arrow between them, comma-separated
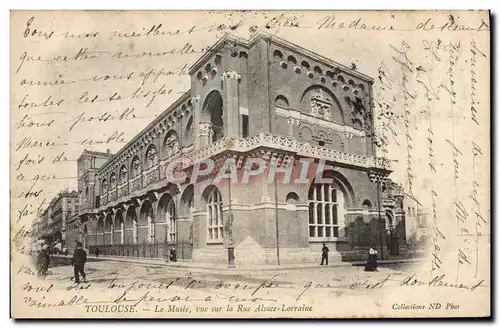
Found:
98,91 -> 191,173
77,149 -> 113,162
94,32 -> 374,175
188,31 -> 374,82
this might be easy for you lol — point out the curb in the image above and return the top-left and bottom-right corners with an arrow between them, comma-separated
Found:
52,254 -> 423,271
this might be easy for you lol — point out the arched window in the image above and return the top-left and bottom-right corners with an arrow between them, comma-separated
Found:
273,50 -> 283,60
119,165 -> 128,184
286,192 -> 300,204
275,95 -> 290,108
109,173 -> 117,190
146,145 -> 158,169
131,156 -> 141,178
206,187 -> 223,242
166,200 -> 176,242
184,117 -> 193,145
308,183 -> 345,239
158,194 -> 177,243
202,91 -> 224,142
101,179 -> 108,194
163,131 -> 179,158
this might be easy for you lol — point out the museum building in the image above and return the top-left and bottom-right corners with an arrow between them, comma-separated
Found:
62,32 -> 402,265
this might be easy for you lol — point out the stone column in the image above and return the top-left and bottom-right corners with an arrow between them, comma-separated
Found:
287,117 -> 295,136
198,121 -> 213,149
150,198 -> 158,243
134,204 -> 142,244
221,70 -> 241,138
109,219 -> 114,246
191,96 -> 202,150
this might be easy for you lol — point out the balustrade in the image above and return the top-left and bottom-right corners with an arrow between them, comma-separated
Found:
186,132 -> 390,170
108,188 -> 117,202
143,165 -> 160,186
129,175 -> 143,192
101,192 -> 108,206
117,182 -> 129,198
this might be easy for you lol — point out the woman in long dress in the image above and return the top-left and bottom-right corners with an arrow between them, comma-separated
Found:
364,246 -> 378,272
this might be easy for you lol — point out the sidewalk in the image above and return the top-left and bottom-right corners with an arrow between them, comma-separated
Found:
52,254 -> 425,272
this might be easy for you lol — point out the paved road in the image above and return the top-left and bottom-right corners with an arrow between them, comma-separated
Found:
44,257 -> 417,296
20,258 -> 425,318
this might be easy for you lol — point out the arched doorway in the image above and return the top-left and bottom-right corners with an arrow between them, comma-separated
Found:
179,185 -> 194,220
96,217 -> 104,246
114,211 -> 125,245
157,194 -> 176,244
139,200 -> 154,244
125,206 -> 137,245
202,91 -> 224,142
104,214 -> 113,245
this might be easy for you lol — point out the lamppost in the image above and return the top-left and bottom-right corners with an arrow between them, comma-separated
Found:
164,223 -> 169,262
224,140 -> 236,268
226,176 -> 235,268
368,169 -> 388,260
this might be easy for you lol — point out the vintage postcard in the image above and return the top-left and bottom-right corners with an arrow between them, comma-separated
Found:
10,10 -> 490,318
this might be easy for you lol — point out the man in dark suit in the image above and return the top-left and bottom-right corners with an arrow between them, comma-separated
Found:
71,242 -> 87,283
320,243 -> 329,266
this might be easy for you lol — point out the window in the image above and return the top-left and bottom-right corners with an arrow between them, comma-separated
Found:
308,184 -> 344,239
206,187 -> 224,242
242,114 -> 249,138
164,131 -> 180,158
407,206 -> 411,217
419,213 -> 427,227
146,146 -> 158,169
319,140 -> 325,146
131,157 -> 141,177
119,165 -> 128,184
101,179 -> 108,194
110,173 -> 116,190
166,200 -> 176,243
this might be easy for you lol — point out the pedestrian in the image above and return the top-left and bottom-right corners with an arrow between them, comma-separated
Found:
38,244 -> 50,275
320,243 -> 329,266
72,242 -> 87,283
95,247 -> 100,258
169,247 -> 177,262
364,246 -> 379,272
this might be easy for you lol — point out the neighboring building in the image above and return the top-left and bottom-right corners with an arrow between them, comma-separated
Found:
47,32 -> 403,265
381,180 -> 406,243
37,190 -> 79,249
403,192 -> 428,246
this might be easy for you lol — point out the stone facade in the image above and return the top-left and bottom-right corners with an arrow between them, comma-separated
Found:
51,33 -> 407,264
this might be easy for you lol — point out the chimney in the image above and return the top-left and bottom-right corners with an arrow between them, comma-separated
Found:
106,149 -> 111,154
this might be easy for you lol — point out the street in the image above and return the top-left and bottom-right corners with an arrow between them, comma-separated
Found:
38,257 -> 418,300
17,256 -> 444,318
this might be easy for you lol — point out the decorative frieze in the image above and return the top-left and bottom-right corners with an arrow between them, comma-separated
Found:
198,122 -> 214,137
185,132 -> 390,171
310,88 -> 333,120
221,70 -> 241,81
